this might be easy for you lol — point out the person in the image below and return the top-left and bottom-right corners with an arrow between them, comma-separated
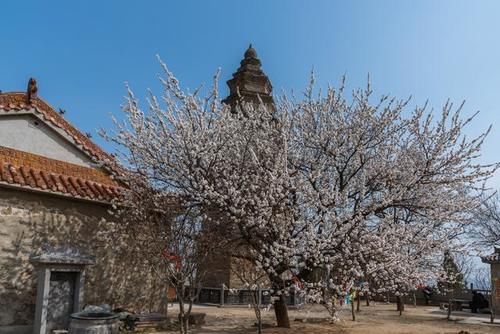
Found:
422,286 -> 433,305
469,290 -> 489,313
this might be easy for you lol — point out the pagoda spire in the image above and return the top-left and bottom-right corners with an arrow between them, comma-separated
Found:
223,44 -> 274,111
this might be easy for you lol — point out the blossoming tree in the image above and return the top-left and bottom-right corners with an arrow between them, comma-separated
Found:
104,59 -> 497,328
288,78 -> 495,319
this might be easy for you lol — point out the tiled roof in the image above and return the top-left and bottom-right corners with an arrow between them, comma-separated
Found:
0,91 -> 123,202
0,92 -> 114,164
481,247 -> 500,264
0,145 -> 121,202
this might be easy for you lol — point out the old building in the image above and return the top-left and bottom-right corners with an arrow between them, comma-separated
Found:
0,87 -> 167,334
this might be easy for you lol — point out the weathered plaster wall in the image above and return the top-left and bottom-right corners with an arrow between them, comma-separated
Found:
0,187 -> 167,327
0,115 -> 94,167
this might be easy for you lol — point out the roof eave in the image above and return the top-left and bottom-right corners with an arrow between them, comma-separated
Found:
0,181 -> 115,206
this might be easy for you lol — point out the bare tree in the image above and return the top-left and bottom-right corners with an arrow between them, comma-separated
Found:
230,258 -> 268,334
473,193 -> 500,248
111,175 -> 222,334
454,252 -> 475,288
470,267 -> 491,290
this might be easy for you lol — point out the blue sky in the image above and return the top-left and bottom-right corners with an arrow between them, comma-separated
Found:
2,0 -> 499,186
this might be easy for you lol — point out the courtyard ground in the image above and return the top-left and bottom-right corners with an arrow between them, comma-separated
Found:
159,303 -> 500,334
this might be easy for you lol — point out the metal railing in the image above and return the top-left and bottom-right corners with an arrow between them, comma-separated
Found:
197,286 -> 303,307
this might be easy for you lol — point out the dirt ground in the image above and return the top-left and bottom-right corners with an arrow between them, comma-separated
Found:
159,302 -> 500,334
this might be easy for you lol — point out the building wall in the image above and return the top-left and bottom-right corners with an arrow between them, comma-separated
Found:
492,263 -> 500,315
202,252 -> 230,288
0,187 -> 167,327
0,115 -> 94,167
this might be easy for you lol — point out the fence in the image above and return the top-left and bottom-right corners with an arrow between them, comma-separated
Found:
197,286 -> 303,307
372,288 -> 492,306
198,286 -> 490,308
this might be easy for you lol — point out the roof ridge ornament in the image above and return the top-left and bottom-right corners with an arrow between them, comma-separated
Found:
244,44 -> 258,59
27,77 -> 38,104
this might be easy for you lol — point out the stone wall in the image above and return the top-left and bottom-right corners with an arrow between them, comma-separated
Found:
0,187 -> 167,327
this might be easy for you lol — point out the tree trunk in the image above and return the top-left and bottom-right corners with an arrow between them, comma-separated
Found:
177,286 -> 190,334
270,275 -> 290,328
447,289 -> 454,321
396,296 -> 404,316
447,298 -> 452,320
366,294 -> 370,306
490,291 -> 495,324
356,293 -> 361,312
180,316 -> 189,334
252,289 -> 263,334
178,311 -> 190,334
351,298 -> 356,321
274,294 -> 290,328
164,286 -> 170,318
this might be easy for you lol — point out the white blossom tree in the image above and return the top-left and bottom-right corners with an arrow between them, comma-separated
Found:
105,58 -> 300,327
286,76 -> 496,317
104,59 -> 497,327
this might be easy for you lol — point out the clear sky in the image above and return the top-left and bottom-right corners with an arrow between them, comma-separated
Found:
2,0 -> 499,187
